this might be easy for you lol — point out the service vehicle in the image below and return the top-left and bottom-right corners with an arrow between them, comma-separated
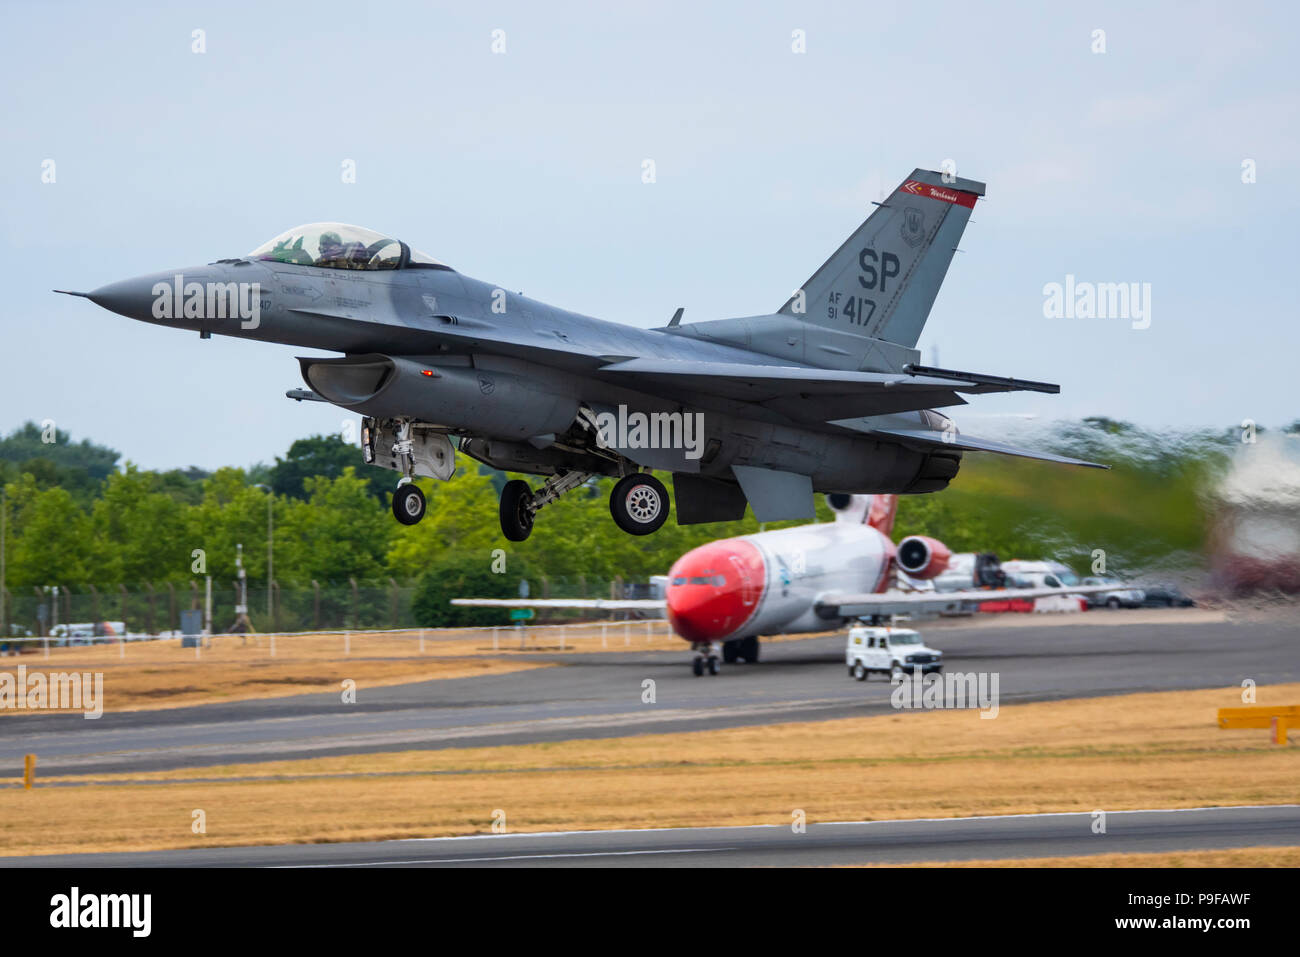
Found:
846,625 -> 943,680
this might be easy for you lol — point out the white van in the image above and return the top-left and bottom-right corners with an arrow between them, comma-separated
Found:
846,625 -> 943,680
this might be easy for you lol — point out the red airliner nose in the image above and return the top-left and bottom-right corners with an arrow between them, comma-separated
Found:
665,539 -> 766,643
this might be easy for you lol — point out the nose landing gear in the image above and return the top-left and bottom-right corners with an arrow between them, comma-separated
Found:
690,641 -> 722,676
392,482 -> 427,525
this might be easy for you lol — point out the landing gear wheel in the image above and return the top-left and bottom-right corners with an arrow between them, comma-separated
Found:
692,658 -> 704,677
499,479 -> 535,542
392,484 -> 426,526
706,656 -> 720,676
739,635 -> 760,663
853,662 -> 867,681
722,640 -> 739,664
609,473 -> 669,535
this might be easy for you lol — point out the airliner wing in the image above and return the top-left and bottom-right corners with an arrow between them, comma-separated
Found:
818,584 -> 1118,618
450,598 -> 667,611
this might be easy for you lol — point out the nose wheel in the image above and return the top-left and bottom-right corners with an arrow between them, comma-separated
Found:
691,642 -> 722,676
392,483 -> 426,525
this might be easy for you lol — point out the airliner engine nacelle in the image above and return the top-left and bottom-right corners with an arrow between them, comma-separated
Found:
895,535 -> 952,579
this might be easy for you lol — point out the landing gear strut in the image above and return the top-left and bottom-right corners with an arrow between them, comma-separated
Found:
498,470 -> 594,542
691,641 -> 722,676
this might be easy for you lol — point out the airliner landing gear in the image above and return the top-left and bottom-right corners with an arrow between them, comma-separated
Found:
499,470 -> 594,542
722,636 -> 760,664
609,473 -> 669,535
393,483 -> 427,525
691,641 -> 722,676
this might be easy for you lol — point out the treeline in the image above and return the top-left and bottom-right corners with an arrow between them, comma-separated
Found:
0,416 -> 1282,612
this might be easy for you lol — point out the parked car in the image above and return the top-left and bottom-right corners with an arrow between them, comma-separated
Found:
1138,583 -> 1196,608
1081,577 -> 1146,609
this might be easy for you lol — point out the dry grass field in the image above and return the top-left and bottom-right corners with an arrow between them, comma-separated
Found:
1,681 -> 1295,858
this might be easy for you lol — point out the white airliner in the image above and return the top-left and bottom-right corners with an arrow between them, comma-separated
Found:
453,494 -> 1115,675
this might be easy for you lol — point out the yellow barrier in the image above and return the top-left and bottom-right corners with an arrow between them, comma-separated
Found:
1217,705 -> 1299,745
23,754 -> 36,789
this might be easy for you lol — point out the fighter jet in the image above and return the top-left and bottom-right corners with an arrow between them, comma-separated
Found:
60,168 -> 1102,542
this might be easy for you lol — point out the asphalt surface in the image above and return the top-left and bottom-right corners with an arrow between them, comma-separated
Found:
1,617 -> 1297,777
4,806 -> 1297,867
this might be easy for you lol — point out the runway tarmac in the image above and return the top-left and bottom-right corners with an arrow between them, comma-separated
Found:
4,806 -> 1297,867
1,616 -> 1297,777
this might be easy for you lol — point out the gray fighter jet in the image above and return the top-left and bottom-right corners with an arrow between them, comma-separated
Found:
60,169 -> 1103,541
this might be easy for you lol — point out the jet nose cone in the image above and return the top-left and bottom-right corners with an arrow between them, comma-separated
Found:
85,276 -> 161,320
665,539 -> 766,643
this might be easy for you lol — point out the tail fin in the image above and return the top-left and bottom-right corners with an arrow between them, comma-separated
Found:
779,168 -> 984,348
828,493 -> 899,536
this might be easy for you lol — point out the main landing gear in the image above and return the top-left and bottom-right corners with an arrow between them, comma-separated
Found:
721,636 -> 760,664
498,469 -> 671,542
498,469 -> 594,542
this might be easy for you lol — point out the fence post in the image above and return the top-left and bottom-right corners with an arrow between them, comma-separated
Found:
345,630 -> 351,655
601,621 -> 608,649
23,754 -> 35,790
625,620 -> 631,646
270,633 -> 276,658
419,628 -> 425,654
492,626 -> 499,652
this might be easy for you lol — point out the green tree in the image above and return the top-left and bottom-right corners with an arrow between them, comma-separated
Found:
411,556 -> 518,627
269,433 -> 392,503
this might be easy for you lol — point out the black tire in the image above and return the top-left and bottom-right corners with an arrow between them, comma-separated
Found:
852,661 -> 867,681
692,657 -> 704,677
499,479 -> 535,542
890,662 -> 903,680
1106,597 -> 1121,609
706,656 -> 719,676
722,640 -> 739,664
392,484 -> 426,526
740,635 -> 760,663
609,473 -> 670,535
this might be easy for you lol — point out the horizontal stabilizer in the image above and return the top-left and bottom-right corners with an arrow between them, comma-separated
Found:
840,426 -> 1107,469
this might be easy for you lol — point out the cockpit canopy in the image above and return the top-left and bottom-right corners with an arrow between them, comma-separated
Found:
248,223 -> 449,271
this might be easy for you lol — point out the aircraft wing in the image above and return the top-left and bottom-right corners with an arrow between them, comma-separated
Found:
596,358 -> 972,416
817,584 -> 1119,618
450,598 -> 667,611
594,358 -> 1071,419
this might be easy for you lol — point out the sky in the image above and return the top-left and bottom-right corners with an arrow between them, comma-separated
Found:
2,0 -> 1297,471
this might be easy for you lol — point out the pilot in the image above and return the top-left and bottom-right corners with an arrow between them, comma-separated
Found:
317,230 -> 345,267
